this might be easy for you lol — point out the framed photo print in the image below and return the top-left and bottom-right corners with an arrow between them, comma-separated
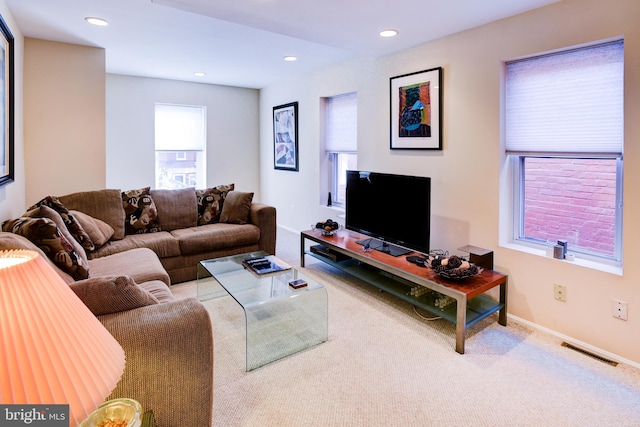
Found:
390,67 -> 442,150
0,14 -> 13,187
273,102 -> 299,171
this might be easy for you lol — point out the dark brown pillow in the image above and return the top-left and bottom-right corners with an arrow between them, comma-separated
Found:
196,183 -> 235,225
122,187 -> 160,234
70,210 -> 115,248
219,191 -> 254,224
29,195 -> 95,251
24,205 -> 88,267
70,276 -> 159,316
1,217 -> 90,280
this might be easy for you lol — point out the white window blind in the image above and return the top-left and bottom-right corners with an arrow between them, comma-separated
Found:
506,41 -> 623,155
155,104 -> 206,151
325,92 -> 357,152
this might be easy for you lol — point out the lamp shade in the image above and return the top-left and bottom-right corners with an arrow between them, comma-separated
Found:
0,250 -> 126,426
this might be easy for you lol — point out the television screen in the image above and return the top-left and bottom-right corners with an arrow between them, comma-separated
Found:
345,171 -> 431,256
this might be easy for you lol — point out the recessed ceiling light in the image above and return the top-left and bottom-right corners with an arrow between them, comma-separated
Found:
379,29 -> 398,38
283,56 -> 298,62
85,17 -> 109,27
194,72 -> 206,77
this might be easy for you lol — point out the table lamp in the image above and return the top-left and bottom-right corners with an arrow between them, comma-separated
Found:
0,249 -> 126,426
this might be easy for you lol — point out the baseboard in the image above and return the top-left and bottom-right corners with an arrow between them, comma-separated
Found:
508,314 -> 640,369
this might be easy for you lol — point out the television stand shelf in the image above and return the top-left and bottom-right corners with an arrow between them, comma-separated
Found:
300,229 -> 507,354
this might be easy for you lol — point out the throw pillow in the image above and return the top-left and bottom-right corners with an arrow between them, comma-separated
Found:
70,275 -> 159,316
1,217 -> 90,280
219,191 -> 254,224
23,205 -> 89,268
70,210 -> 115,249
29,195 -> 95,251
196,183 -> 235,225
122,187 -> 161,234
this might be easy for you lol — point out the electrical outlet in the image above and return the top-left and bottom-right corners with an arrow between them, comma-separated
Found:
554,284 -> 567,302
612,299 -> 628,320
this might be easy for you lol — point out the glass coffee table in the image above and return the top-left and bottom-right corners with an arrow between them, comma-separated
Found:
197,251 -> 328,371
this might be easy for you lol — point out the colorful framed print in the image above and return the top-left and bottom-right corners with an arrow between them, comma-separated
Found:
390,67 -> 442,150
0,14 -> 13,187
273,102 -> 299,171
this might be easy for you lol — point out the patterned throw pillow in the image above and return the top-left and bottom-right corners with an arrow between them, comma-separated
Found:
1,217 -> 90,280
122,187 -> 160,235
196,183 -> 235,225
29,196 -> 95,251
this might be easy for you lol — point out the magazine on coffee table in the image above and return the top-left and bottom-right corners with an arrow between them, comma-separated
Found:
242,255 -> 292,275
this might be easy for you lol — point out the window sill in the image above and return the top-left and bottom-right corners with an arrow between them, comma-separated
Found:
500,241 -> 622,276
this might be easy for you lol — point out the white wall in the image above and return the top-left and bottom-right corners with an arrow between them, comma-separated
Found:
24,39 -> 105,205
259,0 -> 640,364
106,75 -> 261,197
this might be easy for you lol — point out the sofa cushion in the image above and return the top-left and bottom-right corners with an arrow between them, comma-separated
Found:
70,275 -> 159,316
2,217 -> 89,280
29,195 -> 95,251
24,205 -> 89,267
219,191 -> 254,224
88,247 -> 171,286
150,188 -> 198,231
122,187 -> 161,235
59,189 -> 126,240
0,232 -> 75,284
170,223 -> 260,255
88,231 -> 181,260
70,210 -> 115,248
196,183 -> 234,225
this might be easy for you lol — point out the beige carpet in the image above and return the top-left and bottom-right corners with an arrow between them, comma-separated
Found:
172,229 -> 640,426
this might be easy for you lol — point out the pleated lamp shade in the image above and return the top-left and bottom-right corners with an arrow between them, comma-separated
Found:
0,250 -> 126,426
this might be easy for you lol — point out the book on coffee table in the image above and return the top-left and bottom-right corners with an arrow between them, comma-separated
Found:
242,255 -> 292,275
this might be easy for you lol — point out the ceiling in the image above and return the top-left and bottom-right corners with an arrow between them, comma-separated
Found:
5,0 -> 560,89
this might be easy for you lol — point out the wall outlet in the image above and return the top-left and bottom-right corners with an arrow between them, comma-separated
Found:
554,284 -> 567,302
612,299 -> 628,320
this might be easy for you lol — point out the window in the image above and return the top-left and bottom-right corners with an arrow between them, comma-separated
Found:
324,92 -> 357,206
505,40 -> 624,262
155,104 -> 206,189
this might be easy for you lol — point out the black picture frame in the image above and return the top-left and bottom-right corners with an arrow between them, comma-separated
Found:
273,102 -> 299,171
390,67 -> 442,150
0,14 -> 13,187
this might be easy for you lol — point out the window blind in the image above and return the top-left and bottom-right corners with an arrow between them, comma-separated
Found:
325,92 -> 357,152
506,41 -> 623,155
155,104 -> 206,151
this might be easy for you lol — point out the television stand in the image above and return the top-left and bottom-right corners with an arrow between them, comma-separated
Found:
301,229 -> 507,354
355,237 -> 412,257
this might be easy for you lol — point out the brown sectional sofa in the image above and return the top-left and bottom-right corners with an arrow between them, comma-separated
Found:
58,187 -> 277,284
0,186 -> 277,427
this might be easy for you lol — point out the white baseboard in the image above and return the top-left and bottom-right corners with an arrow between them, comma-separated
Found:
508,313 -> 640,369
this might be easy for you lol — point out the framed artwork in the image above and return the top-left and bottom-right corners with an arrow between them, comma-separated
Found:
390,67 -> 442,150
0,14 -> 13,187
273,102 -> 299,171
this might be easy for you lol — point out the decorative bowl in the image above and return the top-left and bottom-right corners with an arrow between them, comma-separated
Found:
80,398 -> 142,427
311,220 -> 343,236
427,255 -> 482,280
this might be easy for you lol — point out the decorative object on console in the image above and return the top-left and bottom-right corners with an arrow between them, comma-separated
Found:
427,254 -> 483,280
390,67 -> 442,150
0,249 -> 126,426
312,219 -> 342,236
273,101 -> 299,171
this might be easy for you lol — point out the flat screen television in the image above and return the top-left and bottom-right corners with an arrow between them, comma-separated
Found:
345,170 -> 431,256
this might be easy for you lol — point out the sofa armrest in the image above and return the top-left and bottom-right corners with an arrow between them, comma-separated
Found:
98,298 -> 213,427
250,202 -> 276,255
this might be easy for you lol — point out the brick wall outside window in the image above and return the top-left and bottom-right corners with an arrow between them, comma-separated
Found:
523,157 -> 617,257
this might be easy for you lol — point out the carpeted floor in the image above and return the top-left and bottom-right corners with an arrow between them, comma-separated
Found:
171,228 -> 640,426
